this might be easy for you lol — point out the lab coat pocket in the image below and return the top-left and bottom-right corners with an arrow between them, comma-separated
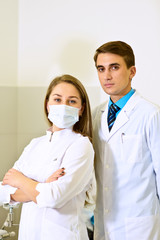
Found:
125,215 -> 160,240
42,219 -> 78,240
121,134 -> 142,163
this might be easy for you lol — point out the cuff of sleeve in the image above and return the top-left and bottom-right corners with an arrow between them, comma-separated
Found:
36,183 -> 47,207
36,183 -> 54,208
0,182 -> 17,205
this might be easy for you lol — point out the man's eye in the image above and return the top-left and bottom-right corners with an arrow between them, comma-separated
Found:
98,67 -> 104,72
111,65 -> 119,71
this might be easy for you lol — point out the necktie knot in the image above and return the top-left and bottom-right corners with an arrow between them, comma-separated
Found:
107,104 -> 120,131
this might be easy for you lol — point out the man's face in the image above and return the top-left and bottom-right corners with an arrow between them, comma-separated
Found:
96,53 -> 136,103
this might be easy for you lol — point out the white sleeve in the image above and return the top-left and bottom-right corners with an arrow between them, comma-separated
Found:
147,108 -> 160,198
36,137 -> 95,208
13,138 -> 37,171
0,140 -> 36,205
0,182 -> 17,205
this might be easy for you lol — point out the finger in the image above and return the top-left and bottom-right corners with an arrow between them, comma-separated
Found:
45,177 -> 57,183
60,169 -> 65,174
7,170 -> 14,176
50,177 -> 58,182
58,168 -> 65,173
10,168 -> 18,173
2,178 -> 8,185
59,172 -> 65,176
50,176 -> 58,180
3,176 -> 8,182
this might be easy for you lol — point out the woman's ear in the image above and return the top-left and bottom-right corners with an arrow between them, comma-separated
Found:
46,102 -> 50,114
79,103 -> 85,116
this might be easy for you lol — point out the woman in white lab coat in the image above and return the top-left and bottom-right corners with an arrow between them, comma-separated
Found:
0,74 -> 95,240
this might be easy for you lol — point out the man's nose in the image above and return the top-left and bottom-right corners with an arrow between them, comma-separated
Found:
104,69 -> 112,80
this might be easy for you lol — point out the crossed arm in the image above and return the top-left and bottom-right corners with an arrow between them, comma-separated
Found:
2,168 -> 65,204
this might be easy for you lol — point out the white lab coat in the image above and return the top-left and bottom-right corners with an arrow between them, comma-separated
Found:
0,128 -> 95,240
92,91 -> 160,240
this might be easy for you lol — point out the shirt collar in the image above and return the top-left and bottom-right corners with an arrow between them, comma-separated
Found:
109,88 -> 135,109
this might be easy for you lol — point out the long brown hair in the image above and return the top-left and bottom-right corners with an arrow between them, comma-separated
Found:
44,74 -> 93,142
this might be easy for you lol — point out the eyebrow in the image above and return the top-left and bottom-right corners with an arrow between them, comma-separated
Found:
52,94 -> 79,99
96,64 -> 104,69
96,63 -> 120,69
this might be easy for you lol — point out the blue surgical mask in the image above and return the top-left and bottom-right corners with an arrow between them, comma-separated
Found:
48,105 -> 80,128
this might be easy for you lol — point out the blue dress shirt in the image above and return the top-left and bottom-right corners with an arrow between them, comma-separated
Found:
108,88 -> 135,117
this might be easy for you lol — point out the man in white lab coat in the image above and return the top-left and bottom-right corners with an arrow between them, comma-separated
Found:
92,41 -> 160,240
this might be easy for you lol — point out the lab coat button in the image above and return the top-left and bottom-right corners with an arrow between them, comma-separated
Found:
106,164 -> 109,169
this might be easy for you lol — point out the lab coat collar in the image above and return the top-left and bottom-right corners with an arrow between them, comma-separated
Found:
46,127 -> 73,142
101,91 -> 142,141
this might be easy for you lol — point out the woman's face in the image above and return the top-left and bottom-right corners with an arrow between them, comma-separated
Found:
47,82 -> 84,118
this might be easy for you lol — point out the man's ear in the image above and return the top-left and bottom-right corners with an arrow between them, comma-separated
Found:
129,66 -> 136,80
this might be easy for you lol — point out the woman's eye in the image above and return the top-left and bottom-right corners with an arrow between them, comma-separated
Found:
69,100 -> 76,104
54,98 -> 61,102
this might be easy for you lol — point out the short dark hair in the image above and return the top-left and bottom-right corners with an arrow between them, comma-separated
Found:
94,41 -> 135,68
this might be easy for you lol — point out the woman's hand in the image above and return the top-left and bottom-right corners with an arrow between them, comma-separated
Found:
2,168 -> 26,188
45,168 -> 65,183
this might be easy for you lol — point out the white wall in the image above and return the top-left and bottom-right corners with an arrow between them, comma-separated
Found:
0,0 -> 18,172
18,0 -> 160,105
0,0 -> 18,86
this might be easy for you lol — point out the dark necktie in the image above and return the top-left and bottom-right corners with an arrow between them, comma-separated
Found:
107,104 -> 120,131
